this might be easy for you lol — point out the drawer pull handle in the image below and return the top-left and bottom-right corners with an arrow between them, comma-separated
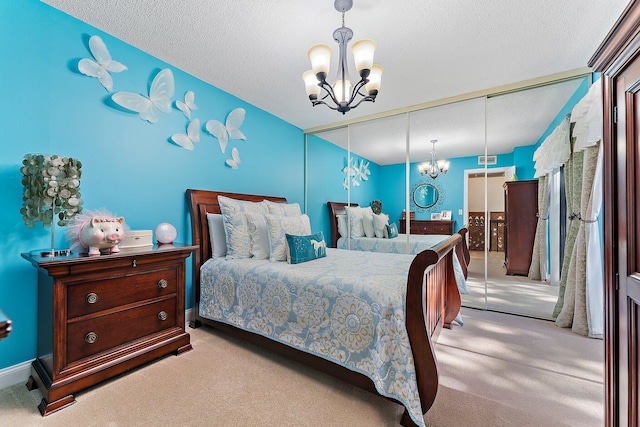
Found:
85,332 -> 98,344
158,311 -> 168,321
86,293 -> 98,304
132,259 -> 137,268
158,279 -> 168,289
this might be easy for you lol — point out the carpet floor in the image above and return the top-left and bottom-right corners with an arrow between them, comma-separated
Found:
0,308 -> 603,426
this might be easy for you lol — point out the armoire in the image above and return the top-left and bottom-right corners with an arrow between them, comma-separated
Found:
504,180 -> 538,275
590,0 -> 640,424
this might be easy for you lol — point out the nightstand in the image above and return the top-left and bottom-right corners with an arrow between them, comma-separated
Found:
22,243 -> 196,416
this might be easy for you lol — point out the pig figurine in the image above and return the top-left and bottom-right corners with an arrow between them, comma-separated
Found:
66,209 -> 127,255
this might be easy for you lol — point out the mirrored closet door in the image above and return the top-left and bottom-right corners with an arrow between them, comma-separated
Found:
305,71 -> 596,321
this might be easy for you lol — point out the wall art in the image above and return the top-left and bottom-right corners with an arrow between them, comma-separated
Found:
78,35 -> 127,92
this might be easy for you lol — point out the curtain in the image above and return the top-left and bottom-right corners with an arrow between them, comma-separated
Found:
554,78 -> 603,338
553,147 -> 583,317
528,175 -> 549,280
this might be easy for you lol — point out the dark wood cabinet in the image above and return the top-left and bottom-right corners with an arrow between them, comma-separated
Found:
22,244 -> 196,416
399,219 -> 454,235
504,180 -> 538,275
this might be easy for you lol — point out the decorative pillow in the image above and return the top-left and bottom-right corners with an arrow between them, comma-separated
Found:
345,206 -> 364,238
262,200 -> 302,216
245,212 -> 270,259
373,213 -> 389,238
362,211 -> 375,238
285,232 -> 327,264
337,214 -> 347,237
385,222 -> 399,239
206,213 -> 227,258
218,195 -> 268,259
265,214 -> 312,262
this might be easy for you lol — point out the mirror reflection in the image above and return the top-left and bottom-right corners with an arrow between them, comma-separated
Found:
306,74 -> 601,322
413,183 -> 439,209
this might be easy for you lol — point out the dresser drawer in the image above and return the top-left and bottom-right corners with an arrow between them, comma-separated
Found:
67,298 -> 177,363
67,268 -> 178,318
432,224 -> 451,234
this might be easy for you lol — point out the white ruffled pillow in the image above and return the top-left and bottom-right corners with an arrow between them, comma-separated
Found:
337,214 -> 347,237
262,200 -> 302,216
373,213 -> 389,238
345,206 -> 365,238
265,214 -> 312,262
206,213 -> 227,258
362,211 -> 375,238
218,195 -> 268,259
245,212 -> 270,260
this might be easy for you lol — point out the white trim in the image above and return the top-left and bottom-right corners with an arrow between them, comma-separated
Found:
0,359 -> 33,390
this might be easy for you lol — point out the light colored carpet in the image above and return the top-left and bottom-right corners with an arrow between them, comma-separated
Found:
0,308 -> 603,426
462,250 -> 559,320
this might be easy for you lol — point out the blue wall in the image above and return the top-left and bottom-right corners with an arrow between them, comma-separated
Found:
0,1 -> 305,370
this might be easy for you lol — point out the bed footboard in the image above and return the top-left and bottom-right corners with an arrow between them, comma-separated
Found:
405,233 -> 462,419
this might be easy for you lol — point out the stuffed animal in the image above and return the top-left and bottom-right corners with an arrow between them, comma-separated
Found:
65,209 -> 127,255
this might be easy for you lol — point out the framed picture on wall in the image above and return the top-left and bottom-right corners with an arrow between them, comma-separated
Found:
441,210 -> 452,220
431,212 -> 442,220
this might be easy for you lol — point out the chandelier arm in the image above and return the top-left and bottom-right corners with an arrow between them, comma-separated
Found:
311,99 -> 340,111
317,81 -> 343,109
347,94 -> 375,110
345,77 -> 369,105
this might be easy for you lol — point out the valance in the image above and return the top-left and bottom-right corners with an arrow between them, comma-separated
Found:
571,78 -> 603,152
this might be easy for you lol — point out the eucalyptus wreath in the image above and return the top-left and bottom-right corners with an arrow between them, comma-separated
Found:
20,154 -> 83,228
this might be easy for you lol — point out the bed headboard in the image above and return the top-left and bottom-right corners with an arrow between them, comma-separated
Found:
326,201 -> 359,248
186,189 -> 288,306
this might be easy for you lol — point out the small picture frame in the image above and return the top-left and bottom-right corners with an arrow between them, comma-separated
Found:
440,210 -> 452,220
430,212 -> 442,220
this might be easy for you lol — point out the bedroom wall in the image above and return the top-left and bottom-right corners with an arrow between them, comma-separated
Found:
377,152 -> 516,231
306,135 -> 380,241
0,1 -> 306,372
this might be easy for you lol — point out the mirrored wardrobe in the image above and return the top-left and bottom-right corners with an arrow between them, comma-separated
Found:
305,71 -> 597,321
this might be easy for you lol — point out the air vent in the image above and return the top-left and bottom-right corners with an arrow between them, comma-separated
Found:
478,155 -> 497,165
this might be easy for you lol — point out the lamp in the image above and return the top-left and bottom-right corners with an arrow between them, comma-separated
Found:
418,140 -> 450,179
302,0 -> 383,114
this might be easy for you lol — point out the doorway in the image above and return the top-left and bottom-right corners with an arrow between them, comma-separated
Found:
462,166 -> 559,319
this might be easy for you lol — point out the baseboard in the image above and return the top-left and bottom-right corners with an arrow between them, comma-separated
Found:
0,308 -> 195,391
0,359 -> 33,390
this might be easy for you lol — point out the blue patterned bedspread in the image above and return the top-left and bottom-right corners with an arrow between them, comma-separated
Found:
200,248 -> 428,427
338,234 -> 468,295
338,233 -> 449,254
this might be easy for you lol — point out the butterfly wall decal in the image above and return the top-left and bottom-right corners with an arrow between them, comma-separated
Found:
205,108 -> 246,154
78,35 -> 128,92
171,119 -> 200,151
111,68 -> 174,123
226,147 -> 241,169
175,91 -> 198,119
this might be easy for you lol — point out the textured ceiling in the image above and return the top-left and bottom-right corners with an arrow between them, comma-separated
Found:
42,0 -> 628,163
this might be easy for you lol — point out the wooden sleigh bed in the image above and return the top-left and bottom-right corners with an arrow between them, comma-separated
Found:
327,201 -> 470,279
187,189 -> 463,427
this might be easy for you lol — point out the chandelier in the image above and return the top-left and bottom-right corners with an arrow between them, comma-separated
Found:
302,0 -> 383,114
418,140 -> 450,179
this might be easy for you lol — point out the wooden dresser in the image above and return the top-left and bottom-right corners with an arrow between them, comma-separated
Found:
399,219 -> 454,235
503,180 -> 538,275
22,244 -> 196,416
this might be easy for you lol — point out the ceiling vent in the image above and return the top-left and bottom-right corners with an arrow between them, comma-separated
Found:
478,155 -> 497,165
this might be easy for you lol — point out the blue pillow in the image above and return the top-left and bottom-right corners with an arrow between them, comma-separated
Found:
385,223 -> 399,239
285,232 -> 327,264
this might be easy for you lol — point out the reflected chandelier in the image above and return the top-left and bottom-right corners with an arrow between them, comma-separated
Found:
302,0 -> 384,114
418,140 -> 450,179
